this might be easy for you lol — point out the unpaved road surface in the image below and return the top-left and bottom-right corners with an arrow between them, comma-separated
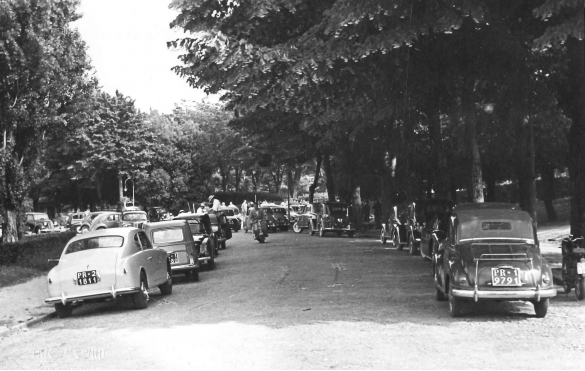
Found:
1,230 -> 584,369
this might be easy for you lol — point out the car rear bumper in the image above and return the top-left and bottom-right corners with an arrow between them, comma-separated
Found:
45,286 -> 140,305
323,228 -> 356,232
171,263 -> 198,272
452,287 -> 557,301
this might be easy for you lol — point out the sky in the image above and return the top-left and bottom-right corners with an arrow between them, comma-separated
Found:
73,0 -> 209,113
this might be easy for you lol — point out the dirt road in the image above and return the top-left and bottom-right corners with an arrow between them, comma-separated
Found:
1,230 -> 583,369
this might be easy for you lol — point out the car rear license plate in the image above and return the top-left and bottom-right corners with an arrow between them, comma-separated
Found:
169,253 -> 179,264
577,262 -> 585,274
76,270 -> 99,285
491,267 -> 521,286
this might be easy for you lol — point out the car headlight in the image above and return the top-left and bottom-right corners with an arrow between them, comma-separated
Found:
542,273 -> 550,284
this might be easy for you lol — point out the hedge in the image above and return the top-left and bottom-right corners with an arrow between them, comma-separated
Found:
0,231 -> 76,271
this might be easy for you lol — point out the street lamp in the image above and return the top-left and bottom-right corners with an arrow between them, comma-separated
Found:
124,177 -> 134,207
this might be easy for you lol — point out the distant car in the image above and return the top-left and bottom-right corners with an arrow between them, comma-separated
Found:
66,212 -> 86,233
45,228 -> 172,318
79,211 -> 107,234
262,205 -> 289,232
218,207 -> 241,232
208,211 -> 232,249
121,210 -> 148,229
148,206 -> 167,222
172,213 -> 217,269
89,212 -> 122,231
25,212 -> 56,235
288,204 -> 304,224
405,199 -> 454,256
434,203 -> 556,317
143,220 -> 200,281
293,203 -> 319,234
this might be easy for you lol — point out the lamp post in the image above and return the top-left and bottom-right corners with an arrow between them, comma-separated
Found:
124,177 -> 134,207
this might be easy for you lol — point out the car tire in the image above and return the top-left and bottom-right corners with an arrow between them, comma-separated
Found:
394,232 -> 403,251
81,225 -> 89,234
408,234 -> 416,256
448,286 -> 464,317
348,232 -> 354,238
293,222 -> 303,234
575,277 -> 585,301
158,265 -> 173,295
533,298 -> 549,318
319,224 -> 325,237
380,229 -> 387,244
221,240 -> 226,250
133,272 -> 149,309
207,242 -> 215,270
54,303 -> 73,318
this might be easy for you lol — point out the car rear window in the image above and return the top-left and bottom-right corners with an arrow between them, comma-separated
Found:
459,219 -> 534,242
65,236 -> 124,254
123,212 -> 147,221
151,227 -> 185,243
482,222 -> 511,230
187,221 -> 206,234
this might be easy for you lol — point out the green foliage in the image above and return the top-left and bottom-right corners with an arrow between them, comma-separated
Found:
0,231 -> 76,270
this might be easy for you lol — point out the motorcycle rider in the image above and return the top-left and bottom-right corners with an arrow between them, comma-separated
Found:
249,202 -> 268,238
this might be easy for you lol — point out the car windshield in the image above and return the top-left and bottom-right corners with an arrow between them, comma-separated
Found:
65,236 -> 124,254
151,227 -> 185,243
188,220 -> 206,235
122,212 -> 147,221
459,219 -> 534,242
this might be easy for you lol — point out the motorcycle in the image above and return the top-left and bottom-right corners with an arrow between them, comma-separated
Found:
252,219 -> 268,243
560,235 -> 585,300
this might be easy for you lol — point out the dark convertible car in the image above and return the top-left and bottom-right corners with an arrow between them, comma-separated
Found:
434,203 -> 556,317
293,201 -> 355,237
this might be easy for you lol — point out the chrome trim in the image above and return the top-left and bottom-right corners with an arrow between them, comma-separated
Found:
46,286 -> 141,304
460,237 -> 534,244
170,263 -> 197,271
452,287 -> 557,300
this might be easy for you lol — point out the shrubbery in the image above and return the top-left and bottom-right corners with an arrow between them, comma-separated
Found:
0,231 -> 76,271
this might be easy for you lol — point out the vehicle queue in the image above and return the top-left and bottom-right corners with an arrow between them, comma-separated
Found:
44,198 -> 569,319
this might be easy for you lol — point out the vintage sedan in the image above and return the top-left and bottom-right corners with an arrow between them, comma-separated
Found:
315,202 -> 355,237
143,220 -> 200,281
434,203 -> 556,318
25,212 -> 56,235
45,228 -> 172,318
262,205 -> 289,232
66,212 -> 86,233
380,202 -> 412,250
208,211 -> 232,250
172,213 -> 217,269
89,212 -> 122,231
79,211 -> 108,233
121,210 -> 148,229
292,203 -> 319,234
410,199 -> 454,257
218,207 -> 241,232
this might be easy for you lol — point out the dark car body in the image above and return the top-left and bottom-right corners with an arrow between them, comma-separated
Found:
434,203 -> 556,317
218,207 -> 241,232
262,205 -> 289,232
25,212 -> 56,235
294,202 -> 355,237
208,211 -> 232,249
172,213 -> 217,269
143,220 -> 200,281
380,202 -> 412,250
89,212 -> 122,231
410,200 -> 455,257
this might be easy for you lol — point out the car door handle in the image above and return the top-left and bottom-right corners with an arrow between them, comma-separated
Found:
147,257 -> 153,260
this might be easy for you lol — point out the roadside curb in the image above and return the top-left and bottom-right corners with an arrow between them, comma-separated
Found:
0,312 -> 54,338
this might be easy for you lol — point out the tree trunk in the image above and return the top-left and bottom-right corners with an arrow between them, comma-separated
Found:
322,152 -> 336,201
515,112 -> 537,222
540,163 -> 557,222
308,152 -> 323,203
463,88 -> 484,203
427,88 -> 448,199
234,165 -> 242,191
484,172 -> 496,202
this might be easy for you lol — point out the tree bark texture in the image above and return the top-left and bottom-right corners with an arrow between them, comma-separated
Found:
308,152 -> 322,204
540,163 -> 557,222
515,114 -> 537,223
323,152 -> 336,201
566,36 -> 585,236
463,91 -> 484,203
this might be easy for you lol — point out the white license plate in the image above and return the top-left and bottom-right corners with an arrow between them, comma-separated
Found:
169,253 -> 178,264
76,270 -> 99,285
491,267 -> 522,286
577,262 -> 585,275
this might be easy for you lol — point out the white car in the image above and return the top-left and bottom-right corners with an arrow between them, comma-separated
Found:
45,228 -> 172,318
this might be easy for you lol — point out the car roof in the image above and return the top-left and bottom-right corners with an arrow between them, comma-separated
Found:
143,220 -> 188,230
453,202 -> 519,212
67,227 -> 140,243
173,212 -> 206,220
454,207 -> 533,224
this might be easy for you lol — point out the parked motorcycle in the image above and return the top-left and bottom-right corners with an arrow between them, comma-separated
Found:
560,235 -> 585,300
252,220 -> 268,243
